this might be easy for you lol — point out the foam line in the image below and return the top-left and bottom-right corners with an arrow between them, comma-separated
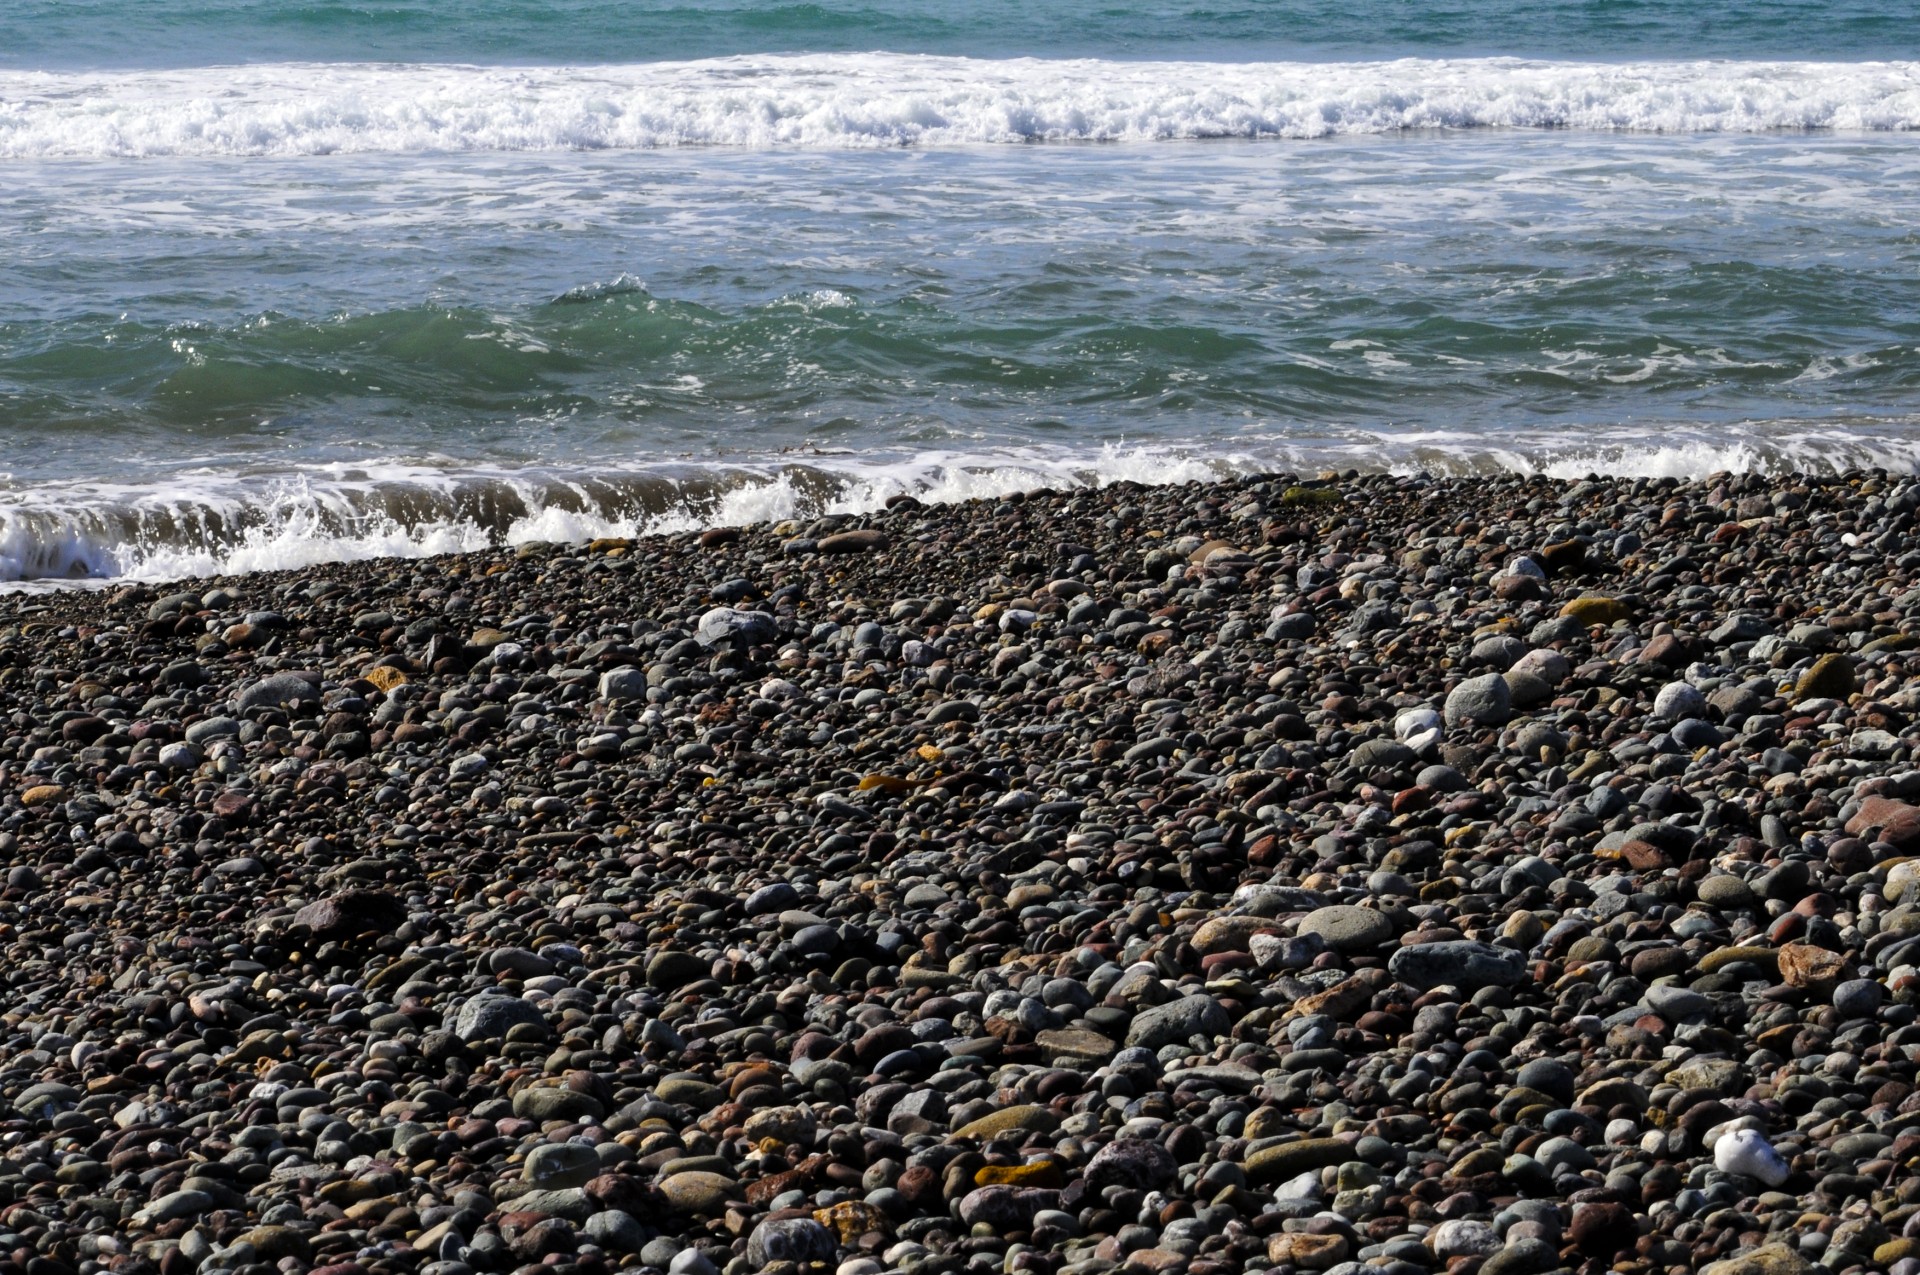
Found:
1,429 -> 1917,585
2,55 -> 1917,157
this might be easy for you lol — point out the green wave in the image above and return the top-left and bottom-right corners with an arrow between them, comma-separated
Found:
2,270 -> 1917,467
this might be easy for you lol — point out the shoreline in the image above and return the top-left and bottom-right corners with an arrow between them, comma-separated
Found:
0,467 -> 1915,1275
9,435 -> 1920,590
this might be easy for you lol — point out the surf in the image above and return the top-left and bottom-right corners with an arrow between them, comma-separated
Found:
3,55 -> 1918,158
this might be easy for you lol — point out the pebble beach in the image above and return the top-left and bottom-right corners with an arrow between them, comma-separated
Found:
2,468 -> 1919,1275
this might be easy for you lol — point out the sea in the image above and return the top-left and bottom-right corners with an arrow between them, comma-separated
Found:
2,0 -> 1918,582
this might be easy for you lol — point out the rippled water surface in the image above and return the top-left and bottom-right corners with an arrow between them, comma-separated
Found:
1,1 -> 1916,580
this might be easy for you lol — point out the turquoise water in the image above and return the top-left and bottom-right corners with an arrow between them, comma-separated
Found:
3,0 -> 1912,67
0,2 -> 1917,579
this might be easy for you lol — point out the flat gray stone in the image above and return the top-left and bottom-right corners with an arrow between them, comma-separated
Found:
1297,905 -> 1392,953
1444,673 -> 1512,727
235,672 -> 321,713
1125,995 -> 1229,1050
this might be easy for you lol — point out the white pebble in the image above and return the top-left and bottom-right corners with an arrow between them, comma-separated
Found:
1714,1127 -> 1790,1186
1653,680 -> 1707,720
1394,706 -> 1441,740
1273,1170 -> 1320,1200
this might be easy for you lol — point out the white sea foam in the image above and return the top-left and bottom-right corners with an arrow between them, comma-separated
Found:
1,55 -> 1917,158
1,425 -> 1917,586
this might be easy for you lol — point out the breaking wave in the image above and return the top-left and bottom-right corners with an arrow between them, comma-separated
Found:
3,55 -> 1918,158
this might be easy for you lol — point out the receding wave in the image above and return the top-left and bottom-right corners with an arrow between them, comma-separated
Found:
5,425 -> 1920,586
10,282 -> 1920,446
2,55 -> 1918,157
0,452 -> 1239,585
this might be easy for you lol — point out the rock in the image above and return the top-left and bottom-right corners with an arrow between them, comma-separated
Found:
524,1142 -> 601,1189
184,716 -> 241,745
1444,673 -> 1512,727
235,671 -> 322,712
1190,914 -> 1273,954
1645,983 -> 1710,1020
294,889 -> 407,942
1710,613 -> 1772,644
585,1173 -> 663,1220
1847,795 -> 1920,849
453,994 -> 549,1042
1297,905 -> 1392,953
647,950 -> 709,990
1569,1201 -> 1636,1256
1714,1128 -> 1790,1186
598,667 -> 648,700
951,1104 -> 1056,1140
508,1187 -> 593,1220
1084,1139 -> 1177,1191
1878,1240 -> 1920,1266
1265,1234 -> 1349,1269
584,1211 -> 647,1253
811,1201 -> 889,1244
1395,706 -> 1442,743
817,529 -> 887,554
1482,1238 -> 1561,1275
489,946 -> 555,978
655,1075 -> 723,1108
973,1162 -> 1063,1188
513,1087 -> 604,1123
1352,736 -> 1418,770
132,1190 -> 213,1227
659,1172 -> 736,1214
1575,1077 -> 1648,1112
157,741 -> 202,770
1266,611 -> 1316,640
1036,1027 -> 1117,1063
1653,680 -> 1707,720
13,1082 -> 80,1117
1560,596 -> 1631,626
956,1186 -> 1057,1229
1833,978 -> 1884,1018
741,1105 -> 816,1146
1778,941 -> 1847,989
1697,874 -> 1756,909
746,1217 -> 837,1266
1667,1057 -> 1741,1094
450,750 -> 492,780
744,881 -> 800,915
1510,647 -> 1570,684
1696,945 -> 1779,975
1387,940 -> 1526,990
696,608 -> 777,647
1514,1058 -> 1575,1104
1428,1220 -> 1500,1259
1124,995 -> 1229,1049
1700,1242 -> 1812,1275
241,1227 -> 312,1261
1243,1138 -> 1350,1181
1797,653 -> 1857,700
1469,634 -> 1527,670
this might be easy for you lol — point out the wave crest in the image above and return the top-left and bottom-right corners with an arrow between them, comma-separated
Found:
2,55 -> 1917,158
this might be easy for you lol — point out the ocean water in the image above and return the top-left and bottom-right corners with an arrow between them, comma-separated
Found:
2,2 -> 1917,581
